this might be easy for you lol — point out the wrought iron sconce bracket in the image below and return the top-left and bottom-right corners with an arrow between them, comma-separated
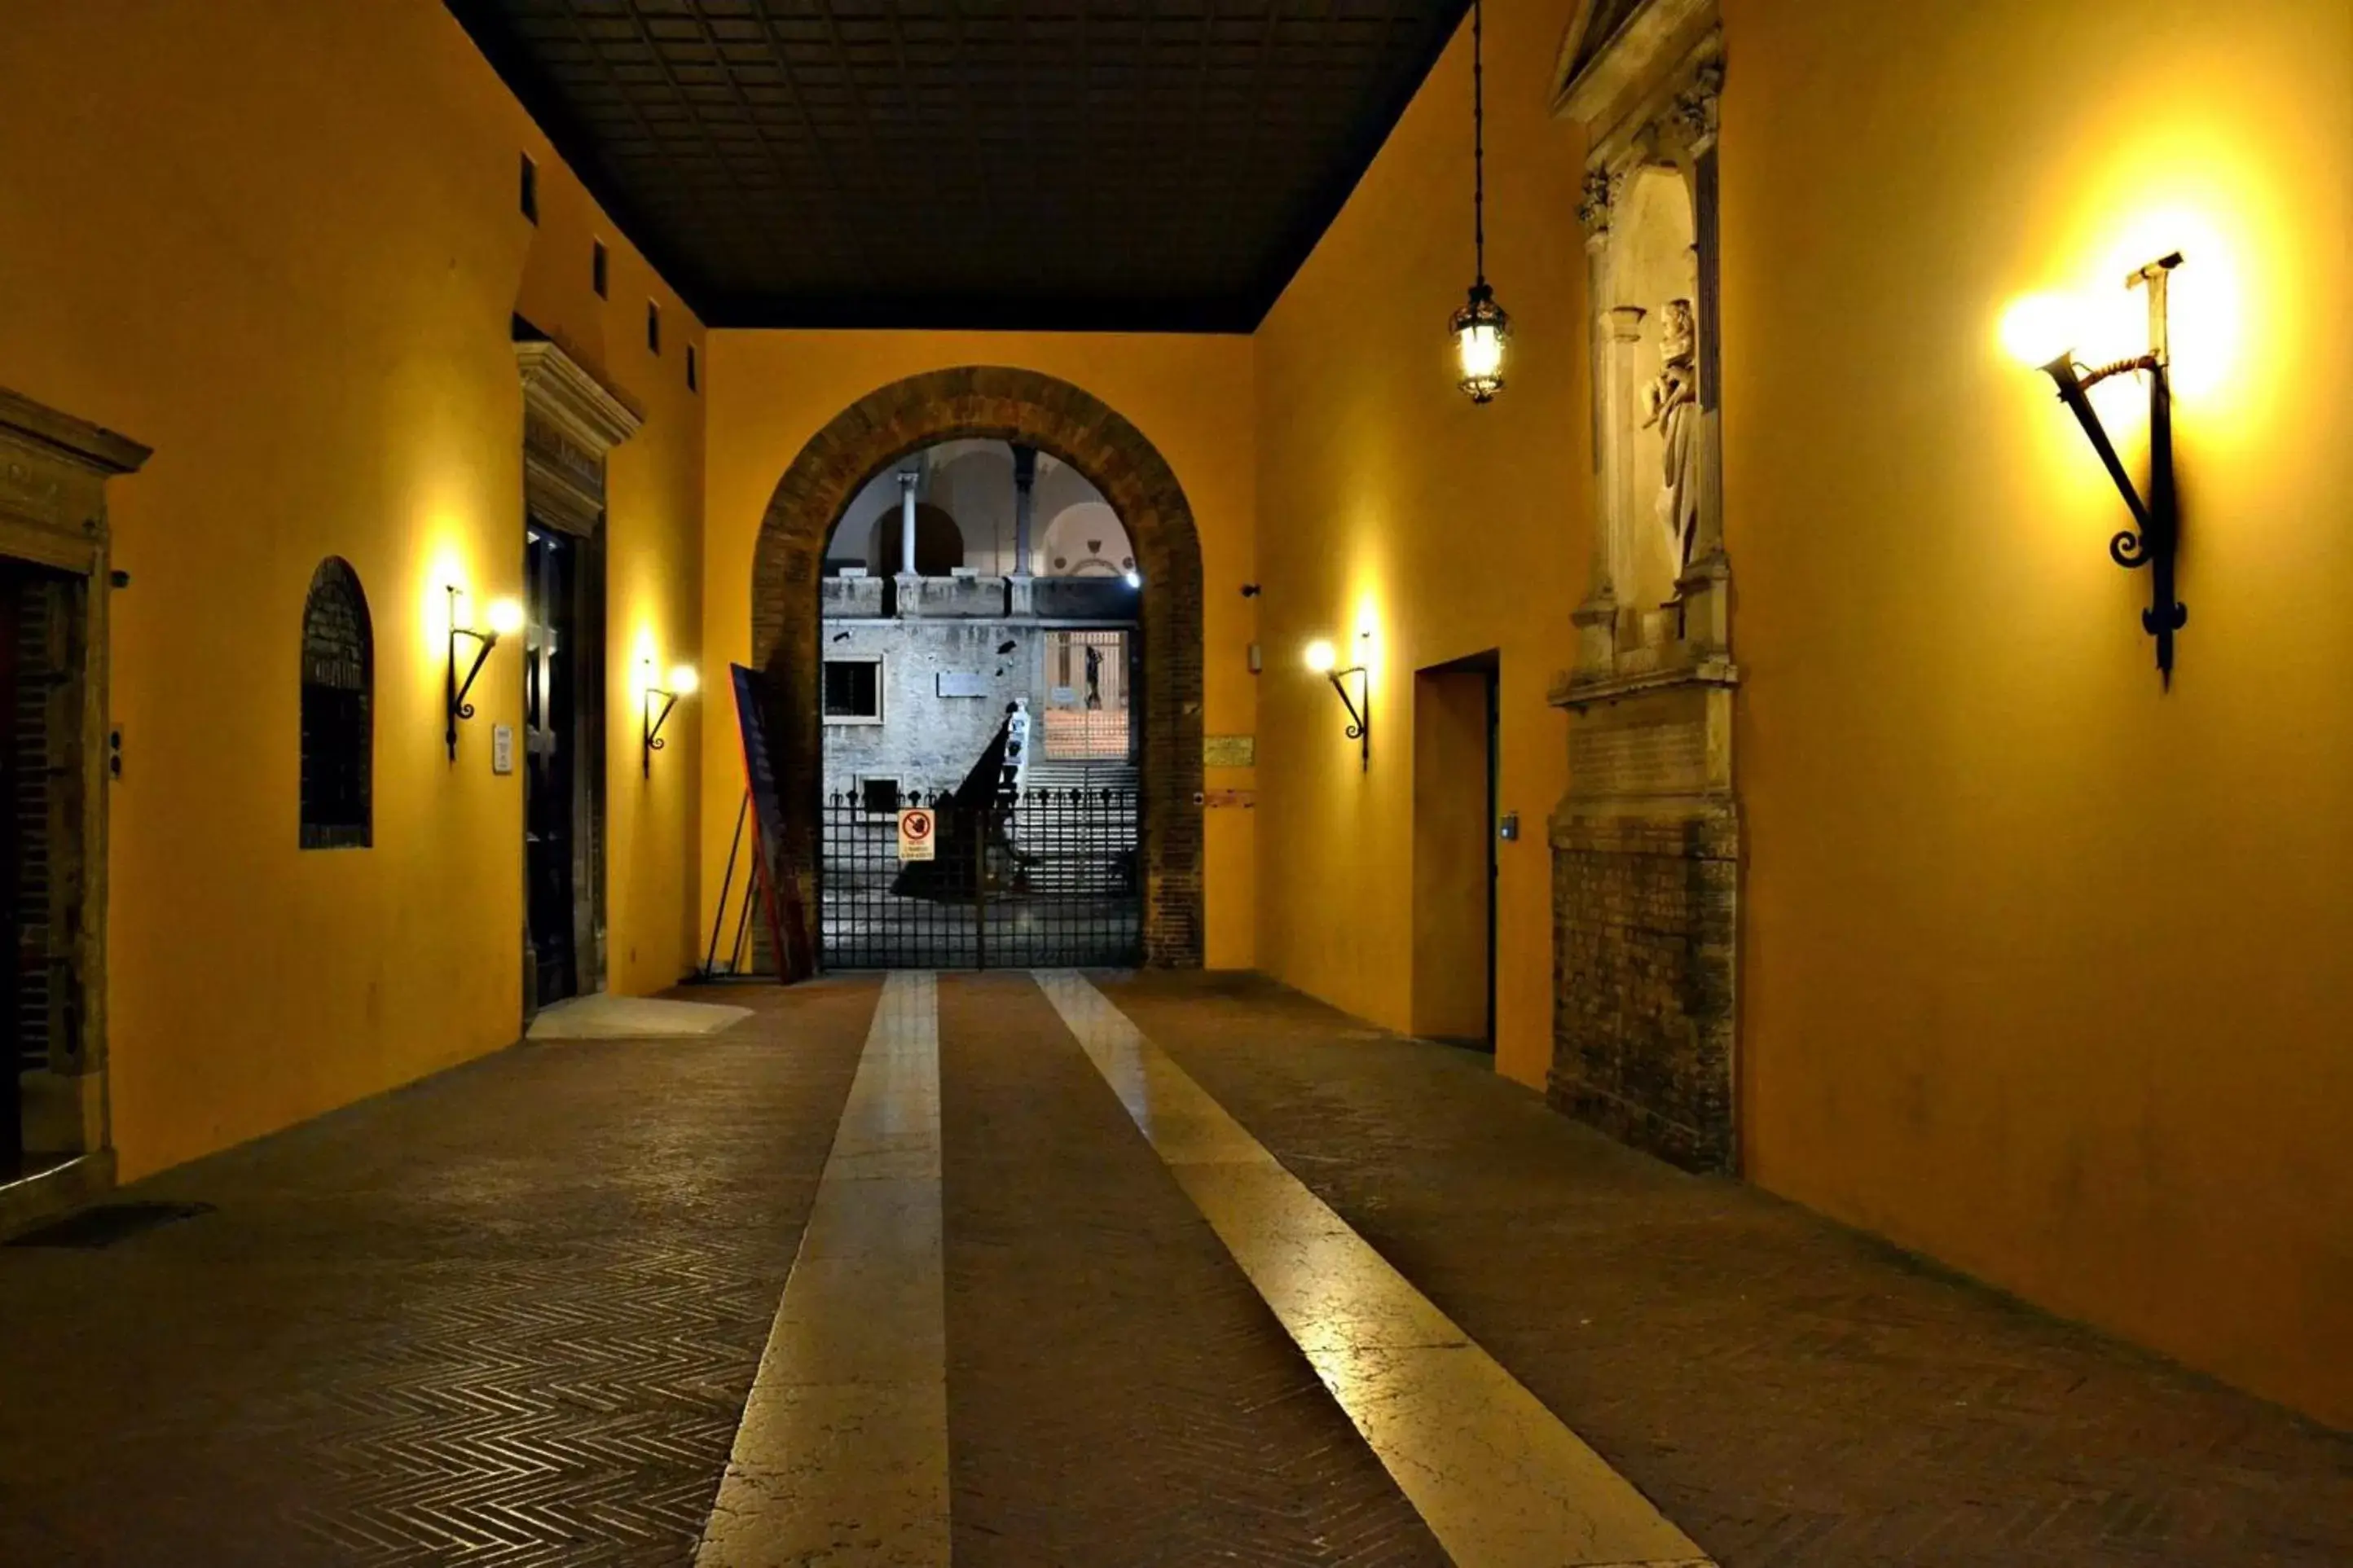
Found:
445,586 -> 501,762
643,685 -> 680,777
2033,252 -> 2187,685
1326,665 -> 1370,772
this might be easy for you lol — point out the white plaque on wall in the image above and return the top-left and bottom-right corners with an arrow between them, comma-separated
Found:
936,670 -> 990,698
491,723 -> 516,775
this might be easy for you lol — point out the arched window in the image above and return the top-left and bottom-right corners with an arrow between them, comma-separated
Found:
300,558 -> 372,849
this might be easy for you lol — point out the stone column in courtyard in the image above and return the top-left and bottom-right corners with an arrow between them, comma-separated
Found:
1009,443 -> 1038,615
895,465 -> 921,616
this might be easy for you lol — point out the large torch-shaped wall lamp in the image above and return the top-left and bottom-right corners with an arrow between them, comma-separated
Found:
2010,252 -> 2188,685
446,586 -> 523,760
1305,635 -> 1370,771
642,661 -> 698,777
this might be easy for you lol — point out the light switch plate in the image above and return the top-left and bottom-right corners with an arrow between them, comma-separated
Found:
492,723 -> 515,775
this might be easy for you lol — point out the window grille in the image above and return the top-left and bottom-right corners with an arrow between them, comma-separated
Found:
300,558 -> 372,849
822,658 -> 882,722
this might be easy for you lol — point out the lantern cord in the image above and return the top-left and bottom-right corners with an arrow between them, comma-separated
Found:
1471,0 -> 1486,288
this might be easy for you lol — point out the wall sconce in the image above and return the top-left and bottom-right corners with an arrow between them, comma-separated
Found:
446,586 -> 523,760
642,661 -> 698,776
1305,635 -> 1370,771
2011,252 -> 2187,685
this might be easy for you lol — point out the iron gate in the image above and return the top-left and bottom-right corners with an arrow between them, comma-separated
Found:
820,786 -> 1141,969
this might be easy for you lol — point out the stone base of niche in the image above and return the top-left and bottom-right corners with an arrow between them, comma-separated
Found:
1546,652 -> 1739,1174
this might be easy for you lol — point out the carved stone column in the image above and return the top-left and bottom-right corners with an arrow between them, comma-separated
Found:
1671,61 -> 1730,654
895,467 -> 921,617
1572,169 -> 1621,676
1009,443 -> 1038,616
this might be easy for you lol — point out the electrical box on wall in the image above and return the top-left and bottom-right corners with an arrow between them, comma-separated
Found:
492,724 -> 515,775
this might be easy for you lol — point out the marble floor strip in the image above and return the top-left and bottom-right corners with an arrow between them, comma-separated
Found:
697,972 -> 948,1568
1036,968 -> 1714,1568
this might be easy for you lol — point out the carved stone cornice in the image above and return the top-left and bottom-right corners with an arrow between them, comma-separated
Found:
1551,0 -> 1717,130
515,341 -> 644,456
515,341 -> 642,537
0,385 -> 151,477
1549,654 -> 1739,713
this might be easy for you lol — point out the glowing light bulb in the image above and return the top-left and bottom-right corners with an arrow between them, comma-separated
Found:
1457,320 -> 1506,382
1999,293 -> 2081,370
668,664 -> 699,696
1304,639 -> 1338,674
486,597 -> 526,638
1124,569 -> 1142,588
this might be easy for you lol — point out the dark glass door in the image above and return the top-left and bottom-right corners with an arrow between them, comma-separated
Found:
524,526 -> 578,1008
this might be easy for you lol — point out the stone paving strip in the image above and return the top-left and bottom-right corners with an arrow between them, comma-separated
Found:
698,971 -> 949,1568
1036,969 -> 1715,1568
935,971 -> 1446,1566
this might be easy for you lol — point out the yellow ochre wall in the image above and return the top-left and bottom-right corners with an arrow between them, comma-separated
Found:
700,332 -> 1257,969
1722,0 -> 2353,1425
1252,0 -> 1590,1088
0,0 -> 706,1179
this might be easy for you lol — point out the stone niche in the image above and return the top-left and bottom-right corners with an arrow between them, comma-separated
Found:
1547,0 -> 1739,1172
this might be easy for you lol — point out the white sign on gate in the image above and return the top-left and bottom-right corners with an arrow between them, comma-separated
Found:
896,806 -> 936,862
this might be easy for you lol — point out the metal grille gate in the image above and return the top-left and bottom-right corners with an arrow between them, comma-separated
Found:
820,786 -> 1141,969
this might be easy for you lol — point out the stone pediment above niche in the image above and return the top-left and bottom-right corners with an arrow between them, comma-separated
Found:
1551,0 -> 1717,138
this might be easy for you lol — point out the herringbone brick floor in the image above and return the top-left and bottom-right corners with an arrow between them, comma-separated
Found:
0,979 -> 877,1567
3,970 -> 2346,1566
1101,971 -> 2353,1568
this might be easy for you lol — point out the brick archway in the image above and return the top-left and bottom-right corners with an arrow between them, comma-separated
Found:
753,366 -> 1204,968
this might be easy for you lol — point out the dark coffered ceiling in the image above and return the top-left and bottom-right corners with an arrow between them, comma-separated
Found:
447,0 -> 1474,331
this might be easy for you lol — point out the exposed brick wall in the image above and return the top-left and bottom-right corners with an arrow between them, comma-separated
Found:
752,367 -> 1204,968
1548,806 -> 1738,1172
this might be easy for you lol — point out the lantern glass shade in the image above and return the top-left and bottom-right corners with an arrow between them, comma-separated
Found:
1451,283 -> 1510,403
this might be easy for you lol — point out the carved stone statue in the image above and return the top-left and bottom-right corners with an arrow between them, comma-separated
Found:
1640,297 -> 1701,579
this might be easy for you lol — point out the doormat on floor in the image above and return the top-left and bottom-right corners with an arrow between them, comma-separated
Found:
8,1201 -> 214,1250
527,995 -> 754,1041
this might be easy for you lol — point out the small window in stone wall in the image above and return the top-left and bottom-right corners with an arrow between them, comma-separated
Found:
300,558 -> 372,850
859,776 -> 900,813
822,658 -> 882,723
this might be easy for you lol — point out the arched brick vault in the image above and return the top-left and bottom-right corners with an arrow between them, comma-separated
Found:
752,366 -> 1206,968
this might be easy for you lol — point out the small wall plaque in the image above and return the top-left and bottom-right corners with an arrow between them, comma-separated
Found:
1203,733 -> 1256,769
936,670 -> 990,698
492,723 -> 515,775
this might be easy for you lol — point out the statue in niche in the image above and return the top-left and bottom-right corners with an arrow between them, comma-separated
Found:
1640,297 -> 1702,581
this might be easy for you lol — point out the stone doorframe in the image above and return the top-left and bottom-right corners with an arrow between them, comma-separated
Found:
0,385 -> 149,1233
515,335 -> 643,1011
752,366 -> 1205,968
